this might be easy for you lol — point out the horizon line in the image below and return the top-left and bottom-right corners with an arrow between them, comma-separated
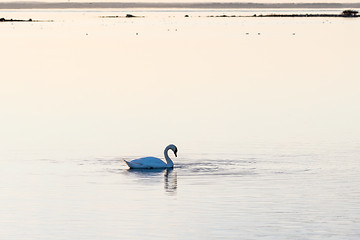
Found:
1,2 -> 360,9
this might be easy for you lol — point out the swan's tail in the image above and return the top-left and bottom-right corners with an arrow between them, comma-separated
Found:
123,159 -> 130,167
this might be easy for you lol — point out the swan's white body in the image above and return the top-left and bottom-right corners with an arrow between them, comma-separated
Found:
124,144 -> 177,169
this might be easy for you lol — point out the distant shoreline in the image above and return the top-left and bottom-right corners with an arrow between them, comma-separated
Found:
1,2 -> 360,10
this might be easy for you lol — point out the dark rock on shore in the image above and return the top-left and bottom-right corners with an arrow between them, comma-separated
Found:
341,9 -> 359,17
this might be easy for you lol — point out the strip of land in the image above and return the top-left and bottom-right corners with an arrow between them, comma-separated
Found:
0,17 -> 53,22
1,2 -> 360,9
208,13 -> 359,18
206,9 -> 360,17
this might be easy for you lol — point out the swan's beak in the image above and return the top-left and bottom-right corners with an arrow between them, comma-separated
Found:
175,152 -> 177,157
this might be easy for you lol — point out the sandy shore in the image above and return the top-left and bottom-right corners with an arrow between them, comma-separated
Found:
0,2 -> 360,9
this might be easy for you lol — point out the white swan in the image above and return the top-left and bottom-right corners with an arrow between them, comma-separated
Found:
124,144 -> 178,169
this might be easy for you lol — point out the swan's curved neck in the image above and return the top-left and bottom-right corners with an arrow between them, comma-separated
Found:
164,146 -> 174,168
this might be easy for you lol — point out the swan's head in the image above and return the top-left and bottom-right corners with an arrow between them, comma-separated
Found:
168,144 -> 178,157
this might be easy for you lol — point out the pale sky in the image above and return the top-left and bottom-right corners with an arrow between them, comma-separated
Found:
3,0 -> 360,3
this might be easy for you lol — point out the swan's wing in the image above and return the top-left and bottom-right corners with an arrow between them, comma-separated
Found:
127,157 -> 167,168
124,159 -> 146,168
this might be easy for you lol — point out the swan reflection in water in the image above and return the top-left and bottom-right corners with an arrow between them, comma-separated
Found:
126,168 -> 177,194
164,168 -> 177,194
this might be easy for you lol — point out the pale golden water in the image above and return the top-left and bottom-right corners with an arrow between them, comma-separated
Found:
0,9 -> 360,239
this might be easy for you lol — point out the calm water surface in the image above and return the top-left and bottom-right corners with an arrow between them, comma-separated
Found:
0,9 -> 360,239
